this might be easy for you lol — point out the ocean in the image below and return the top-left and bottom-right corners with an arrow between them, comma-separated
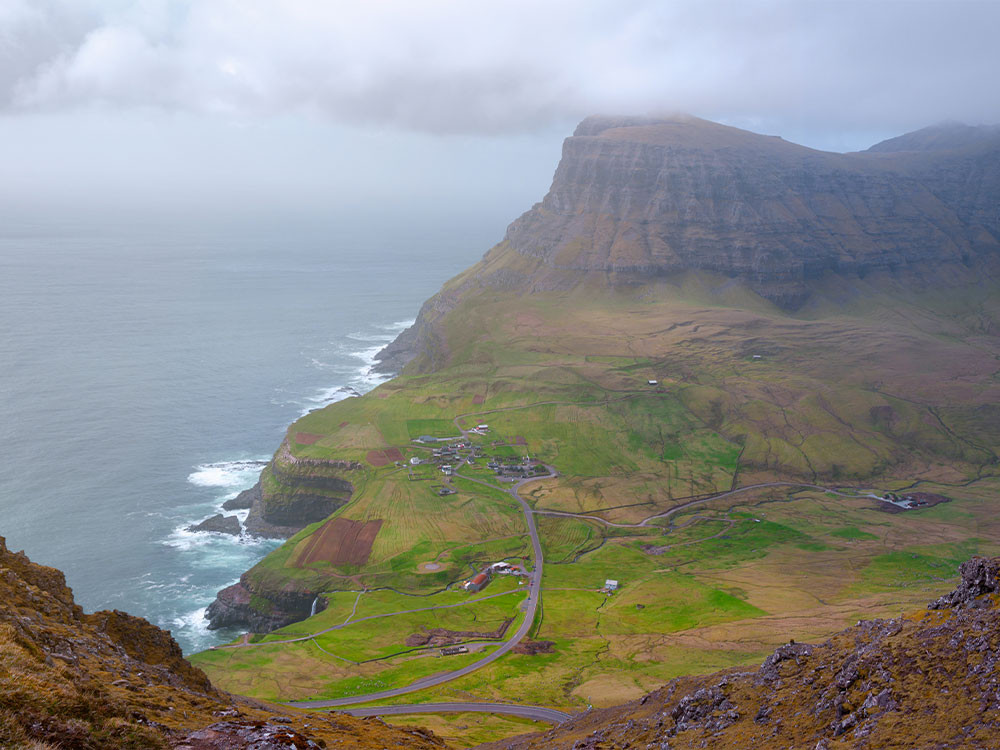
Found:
0,218 -> 490,653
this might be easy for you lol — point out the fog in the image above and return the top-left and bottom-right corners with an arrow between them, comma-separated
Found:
2,0 -> 998,229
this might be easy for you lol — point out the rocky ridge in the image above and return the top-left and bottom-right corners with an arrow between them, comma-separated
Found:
0,534 -> 444,750
478,556 -> 1000,750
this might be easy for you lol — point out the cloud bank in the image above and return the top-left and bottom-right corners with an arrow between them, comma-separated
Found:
2,0 -> 999,136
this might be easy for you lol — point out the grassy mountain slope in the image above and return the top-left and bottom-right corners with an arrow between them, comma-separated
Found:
478,555 -> 1000,749
196,117 -> 1000,746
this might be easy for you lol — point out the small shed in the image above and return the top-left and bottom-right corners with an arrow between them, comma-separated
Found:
647,380 -> 658,386
605,579 -> 619,592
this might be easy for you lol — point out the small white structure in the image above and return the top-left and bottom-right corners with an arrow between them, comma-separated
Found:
477,424 -> 489,431
647,380 -> 658,386
752,355 -> 762,360
409,457 -> 421,465
605,579 -> 619,592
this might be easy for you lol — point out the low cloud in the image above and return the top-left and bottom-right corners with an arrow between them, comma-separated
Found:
3,0 -> 1000,136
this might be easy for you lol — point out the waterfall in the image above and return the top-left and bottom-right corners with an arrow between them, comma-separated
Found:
310,596 -> 319,617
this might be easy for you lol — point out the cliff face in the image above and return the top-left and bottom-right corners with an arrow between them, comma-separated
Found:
0,535 -> 443,750
505,116 -> 1000,302
243,443 -> 358,539
376,115 -> 1000,372
479,556 -> 1000,750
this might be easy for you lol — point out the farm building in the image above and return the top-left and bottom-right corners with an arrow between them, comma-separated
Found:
604,579 -> 619,592
647,380 -> 658,385
464,571 -> 491,592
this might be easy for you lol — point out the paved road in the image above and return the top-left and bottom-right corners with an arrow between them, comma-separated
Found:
218,589 -> 523,648
339,702 -> 572,724
284,467 -> 553,709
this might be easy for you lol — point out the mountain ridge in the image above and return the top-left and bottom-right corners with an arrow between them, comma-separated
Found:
376,115 -> 1000,373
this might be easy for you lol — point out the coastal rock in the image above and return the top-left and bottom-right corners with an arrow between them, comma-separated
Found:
187,514 -> 242,536
222,485 -> 257,511
204,578 -> 318,632
243,451 -> 357,539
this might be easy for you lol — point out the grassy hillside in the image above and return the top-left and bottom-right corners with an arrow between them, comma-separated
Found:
194,268 -> 1000,746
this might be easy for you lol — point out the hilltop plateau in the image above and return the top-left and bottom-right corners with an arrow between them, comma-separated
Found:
183,115 -> 1000,746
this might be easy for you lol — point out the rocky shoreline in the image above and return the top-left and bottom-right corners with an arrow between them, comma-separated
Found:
201,447 -> 361,632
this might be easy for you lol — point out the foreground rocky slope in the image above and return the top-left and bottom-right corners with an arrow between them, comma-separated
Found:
0,534 -> 443,750
480,555 -> 1000,750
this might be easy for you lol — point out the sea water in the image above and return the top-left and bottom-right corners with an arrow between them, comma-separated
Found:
0,218 -> 491,652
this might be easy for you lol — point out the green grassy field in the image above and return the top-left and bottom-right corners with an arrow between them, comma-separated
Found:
194,272 -> 1000,745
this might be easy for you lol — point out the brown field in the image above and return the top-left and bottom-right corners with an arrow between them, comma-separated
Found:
473,394 -> 485,404
294,518 -> 383,567
366,447 -> 404,466
294,432 -> 323,445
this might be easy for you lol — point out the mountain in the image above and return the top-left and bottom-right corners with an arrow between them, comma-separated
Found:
196,116 -> 1000,747
0,535 -> 445,749
378,114 -> 1000,371
480,555 -> 1000,750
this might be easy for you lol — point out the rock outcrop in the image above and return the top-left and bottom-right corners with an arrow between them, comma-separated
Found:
187,514 -> 242,536
479,556 -> 1000,750
242,445 -> 358,539
0,534 -> 444,750
204,577 -> 319,633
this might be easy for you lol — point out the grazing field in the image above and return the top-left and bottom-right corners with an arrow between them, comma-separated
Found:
197,275 -> 1000,745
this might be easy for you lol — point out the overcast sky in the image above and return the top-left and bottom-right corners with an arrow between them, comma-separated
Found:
2,0 -> 999,231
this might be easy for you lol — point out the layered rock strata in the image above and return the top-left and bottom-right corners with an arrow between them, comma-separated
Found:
378,115 -> 1000,372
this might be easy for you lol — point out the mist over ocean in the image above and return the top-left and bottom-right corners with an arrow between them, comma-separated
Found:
0,218 -> 487,653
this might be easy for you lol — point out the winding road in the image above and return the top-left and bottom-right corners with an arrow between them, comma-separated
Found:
275,398 -> 874,722
283,467 -> 552,710
340,702 -> 572,723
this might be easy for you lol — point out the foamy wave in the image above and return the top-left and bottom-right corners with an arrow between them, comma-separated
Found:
164,524 -> 279,553
376,318 -> 415,331
172,606 -> 212,639
346,331 -> 397,343
187,460 -> 268,490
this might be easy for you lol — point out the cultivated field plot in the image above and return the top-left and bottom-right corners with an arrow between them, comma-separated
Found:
294,518 -> 383,567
